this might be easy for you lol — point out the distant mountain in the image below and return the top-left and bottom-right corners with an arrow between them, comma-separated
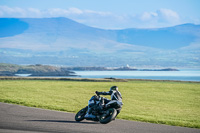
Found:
0,17 -> 199,68
116,23 -> 200,49
0,18 -> 29,37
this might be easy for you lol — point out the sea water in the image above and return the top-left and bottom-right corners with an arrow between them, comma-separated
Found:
73,70 -> 200,81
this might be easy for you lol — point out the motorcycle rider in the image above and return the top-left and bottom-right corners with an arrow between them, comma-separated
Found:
84,86 -> 122,119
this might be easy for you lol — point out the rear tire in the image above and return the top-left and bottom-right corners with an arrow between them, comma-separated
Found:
75,106 -> 88,122
99,108 -> 117,124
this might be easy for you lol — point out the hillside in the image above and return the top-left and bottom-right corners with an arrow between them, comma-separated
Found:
0,18 -> 200,67
0,63 -> 75,76
116,23 -> 200,49
0,18 -> 199,50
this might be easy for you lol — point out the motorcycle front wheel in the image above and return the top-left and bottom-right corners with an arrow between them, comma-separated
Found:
99,108 -> 117,124
75,106 -> 88,122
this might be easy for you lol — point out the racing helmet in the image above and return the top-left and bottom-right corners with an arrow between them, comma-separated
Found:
110,86 -> 118,91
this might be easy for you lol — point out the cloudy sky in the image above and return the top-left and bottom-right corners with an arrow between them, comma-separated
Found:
0,0 -> 199,29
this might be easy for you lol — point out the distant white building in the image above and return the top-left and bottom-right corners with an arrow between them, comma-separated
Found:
126,64 -> 130,68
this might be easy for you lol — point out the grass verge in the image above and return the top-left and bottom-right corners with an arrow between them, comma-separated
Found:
0,79 -> 199,128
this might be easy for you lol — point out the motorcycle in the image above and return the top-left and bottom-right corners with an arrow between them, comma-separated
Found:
75,92 -> 123,124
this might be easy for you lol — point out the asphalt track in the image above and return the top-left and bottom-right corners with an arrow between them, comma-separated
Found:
0,102 -> 199,133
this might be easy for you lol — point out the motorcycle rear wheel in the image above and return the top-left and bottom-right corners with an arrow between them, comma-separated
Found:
75,106 -> 88,121
99,108 -> 117,124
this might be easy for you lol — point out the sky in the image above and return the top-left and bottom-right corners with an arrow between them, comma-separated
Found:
0,0 -> 200,29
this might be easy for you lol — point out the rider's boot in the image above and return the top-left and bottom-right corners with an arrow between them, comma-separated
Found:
84,107 -> 96,119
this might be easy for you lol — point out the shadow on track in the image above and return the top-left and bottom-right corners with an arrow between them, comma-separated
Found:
28,120 -> 99,124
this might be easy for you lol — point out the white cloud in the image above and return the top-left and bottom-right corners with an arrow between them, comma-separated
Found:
28,8 -> 41,14
68,8 -> 83,15
0,6 -> 196,29
47,8 -> 68,17
27,8 -> 42,17
140,12 -> 157,21
157,8 -> 180,23
139,9 -> 180,24
0,6 -> 26,17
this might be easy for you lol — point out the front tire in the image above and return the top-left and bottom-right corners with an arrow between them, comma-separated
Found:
99,108 -> 117,124
75,106 -> 88,122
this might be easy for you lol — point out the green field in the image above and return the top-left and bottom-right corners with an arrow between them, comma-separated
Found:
0,79 -> 200,128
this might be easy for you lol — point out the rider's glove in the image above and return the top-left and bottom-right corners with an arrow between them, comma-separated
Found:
95,91 -> 99,95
